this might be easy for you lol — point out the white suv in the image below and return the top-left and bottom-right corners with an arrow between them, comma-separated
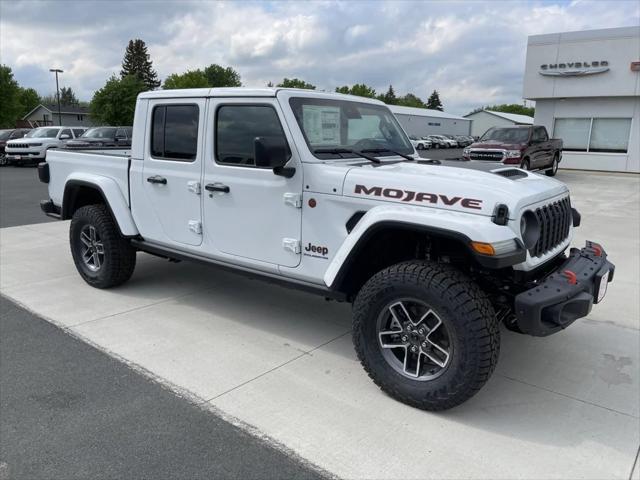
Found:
5,126 -> 86,166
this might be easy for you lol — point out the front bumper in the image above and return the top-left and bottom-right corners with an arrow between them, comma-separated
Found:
5,149 -> 46,163
514,241 -> 614,336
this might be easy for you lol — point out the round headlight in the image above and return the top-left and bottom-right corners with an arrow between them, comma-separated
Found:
520,210 -> 540,250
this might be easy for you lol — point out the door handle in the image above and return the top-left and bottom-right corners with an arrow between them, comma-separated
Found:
205,183 -> 230,193
147,175 -> 167,185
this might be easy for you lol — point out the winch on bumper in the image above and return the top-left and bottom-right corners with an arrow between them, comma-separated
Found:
514,241 -> 614,336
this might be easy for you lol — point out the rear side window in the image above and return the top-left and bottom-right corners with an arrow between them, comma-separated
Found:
60,129 -> 72,138
216,105 -> 289,167
72,129 -> 85,138
151,105 -> 199,161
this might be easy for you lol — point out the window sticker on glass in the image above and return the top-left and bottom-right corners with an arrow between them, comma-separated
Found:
302,105 -> 340,145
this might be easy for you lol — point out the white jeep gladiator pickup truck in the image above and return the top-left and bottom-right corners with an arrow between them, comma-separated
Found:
38,88 -> 615,410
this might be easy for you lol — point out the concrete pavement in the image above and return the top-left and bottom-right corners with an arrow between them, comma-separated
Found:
1,170 -> 639,479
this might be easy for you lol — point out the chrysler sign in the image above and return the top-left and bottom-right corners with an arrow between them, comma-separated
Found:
539,60 -> 609,76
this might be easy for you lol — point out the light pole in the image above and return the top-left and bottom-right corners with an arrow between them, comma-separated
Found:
49,68 -> 63,126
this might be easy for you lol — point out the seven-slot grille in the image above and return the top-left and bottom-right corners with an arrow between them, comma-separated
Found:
8,143 -> 30,149
531,196 -> 572,257
468,150 -> 504,161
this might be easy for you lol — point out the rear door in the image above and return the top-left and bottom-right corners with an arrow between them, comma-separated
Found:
141,99 -> 205,246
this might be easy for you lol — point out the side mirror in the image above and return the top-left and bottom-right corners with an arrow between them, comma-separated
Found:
60,134 -> 70,140
254,137 -> 295,178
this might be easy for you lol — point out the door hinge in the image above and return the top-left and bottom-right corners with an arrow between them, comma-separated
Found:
283,193 -> 302,209
188,220 -> 202,235
282,238 -> 301,254
188,181 -> 201,195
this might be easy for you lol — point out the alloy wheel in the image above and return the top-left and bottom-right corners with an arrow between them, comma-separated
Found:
80,225 -> 105,272
377,299 -> 452,380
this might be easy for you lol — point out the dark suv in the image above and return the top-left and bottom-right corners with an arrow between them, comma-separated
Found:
0,129 -> 31,166
64,126 -> 133,149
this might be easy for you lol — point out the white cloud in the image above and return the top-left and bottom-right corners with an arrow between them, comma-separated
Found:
1,0 -> 637,114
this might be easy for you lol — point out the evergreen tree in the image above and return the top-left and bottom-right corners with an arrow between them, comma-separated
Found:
90,75 -> 147,125
59,86 -> 79,106
18,87 -> 41,116
204,64 -> 242,87
277,78 -> 316,89
0,65 -> 22,128
426,90 -> 443,111
120,39 -> 160,90
380,85 -> 397,105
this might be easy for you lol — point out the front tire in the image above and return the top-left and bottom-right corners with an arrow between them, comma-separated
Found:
353,261 -> 500,411
520,158 -> 531,171
70,204 -> 136,288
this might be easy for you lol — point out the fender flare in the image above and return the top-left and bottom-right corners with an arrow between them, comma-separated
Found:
62,174 -> 139,237
324,205 -> 525,289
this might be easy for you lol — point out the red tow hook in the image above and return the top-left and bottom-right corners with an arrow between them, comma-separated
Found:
563,270 -> 578,285
592,245 -> 602,257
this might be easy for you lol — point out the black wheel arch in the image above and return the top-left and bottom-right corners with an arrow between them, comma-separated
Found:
62,180 -> 127,237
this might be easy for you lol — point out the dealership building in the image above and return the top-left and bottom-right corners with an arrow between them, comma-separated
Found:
389,105 -> 472,137
523,26 -> 640,173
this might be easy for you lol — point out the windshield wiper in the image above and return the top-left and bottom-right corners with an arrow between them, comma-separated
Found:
313,148 -> 381,164
360,148 -> 415,161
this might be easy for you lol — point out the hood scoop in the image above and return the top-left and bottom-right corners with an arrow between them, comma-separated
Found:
493,169 -> 528,180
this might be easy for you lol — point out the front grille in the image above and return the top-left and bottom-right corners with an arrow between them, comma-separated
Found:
532,197 -> 572,257
8,143 -> 30,149
469,150 -> 504,161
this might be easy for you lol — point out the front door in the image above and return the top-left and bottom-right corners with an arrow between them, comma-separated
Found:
142,99 -> 205,246
202,99 -> 302,267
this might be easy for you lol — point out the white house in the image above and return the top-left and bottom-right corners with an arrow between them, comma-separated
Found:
464,110 -> 534,138
523,26 -> 639,173
388,105 -> 472,137
20,104 -> 95,128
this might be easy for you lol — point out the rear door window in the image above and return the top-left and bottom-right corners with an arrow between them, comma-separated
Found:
151,105 -> 199,161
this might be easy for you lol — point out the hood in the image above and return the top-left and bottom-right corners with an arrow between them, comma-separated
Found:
469,140 -> 525,150
7,137 -> 57,145
342,159 -> 568,219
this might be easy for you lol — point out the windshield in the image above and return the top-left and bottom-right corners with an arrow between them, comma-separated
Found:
289,97 -> 413,158
0,130 -> 12,140
81,127 -> 117,139
26,128 -> 59,138
481,127 -> 529,143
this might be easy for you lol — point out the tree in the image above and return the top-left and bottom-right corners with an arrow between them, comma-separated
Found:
90,75 -> 147,126
426,90 -> 443,111
335,83 -> 376,99
469,103 -> 534,118
18,87 -> 41,116
120,39 -> 160,90
59,86 -> 79,106
277,78 -> 316,89
163,70 -> 209,89
397,93 -> 426,108
204,64 -> 242,87
0,65 -> 22,128
379,85 -> 397,105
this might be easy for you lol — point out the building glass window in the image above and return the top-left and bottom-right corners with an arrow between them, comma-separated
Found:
553,118 -> 590,152
554,117 -> 632,154
589,118 -> 631,153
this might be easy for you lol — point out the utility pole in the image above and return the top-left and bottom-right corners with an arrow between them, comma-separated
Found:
49,69 -> 63,126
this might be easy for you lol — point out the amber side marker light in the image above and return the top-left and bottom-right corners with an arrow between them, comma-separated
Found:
470,242 -> 496,256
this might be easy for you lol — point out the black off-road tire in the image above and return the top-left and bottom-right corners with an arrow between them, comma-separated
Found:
545,154 -> 559,177
352,261 -> 500,411
70,204 -> 136,288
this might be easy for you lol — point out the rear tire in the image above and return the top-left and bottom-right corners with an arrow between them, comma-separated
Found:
546,155 -> 559,177
352,261 -> 500,411
70,204 -> 136,289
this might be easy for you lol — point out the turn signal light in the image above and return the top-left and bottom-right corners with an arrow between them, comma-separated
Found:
471,242 -> 495,256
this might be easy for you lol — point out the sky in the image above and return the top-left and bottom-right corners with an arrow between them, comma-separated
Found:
1,0 -> 638,115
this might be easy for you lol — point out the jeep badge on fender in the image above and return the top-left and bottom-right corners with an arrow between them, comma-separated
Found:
39,87 -> 614,411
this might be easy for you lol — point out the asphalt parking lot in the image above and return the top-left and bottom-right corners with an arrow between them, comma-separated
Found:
1,165 -> 639,479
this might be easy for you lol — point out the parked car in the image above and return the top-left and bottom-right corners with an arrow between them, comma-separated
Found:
430,135 -> 457,148
425,135 -> 447,149
0,128 -> 31,166
442,135 -> 460,148
409,136 -> 431,150
462,125 -> 563,176
65,126 -> 133,149
39,87 -> 613,411
454,135 -> 473,147
5,127 -> 86,166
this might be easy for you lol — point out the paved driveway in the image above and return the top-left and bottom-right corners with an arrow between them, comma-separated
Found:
1,170 -> 639,479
